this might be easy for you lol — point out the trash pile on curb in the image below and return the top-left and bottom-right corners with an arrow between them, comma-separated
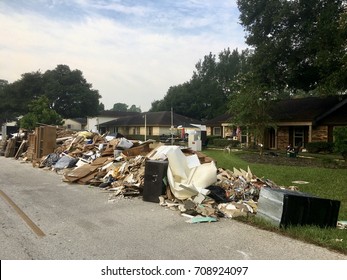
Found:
0,126 -> 343,226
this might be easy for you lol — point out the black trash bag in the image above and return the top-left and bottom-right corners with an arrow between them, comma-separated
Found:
206,185 -> 230,203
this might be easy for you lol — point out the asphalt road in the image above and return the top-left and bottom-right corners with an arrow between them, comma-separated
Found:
0,156 -> 346,260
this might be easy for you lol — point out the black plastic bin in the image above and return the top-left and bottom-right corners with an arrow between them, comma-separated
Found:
143,160 -> 168,203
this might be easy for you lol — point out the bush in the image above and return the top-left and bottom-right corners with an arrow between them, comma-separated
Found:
206,136 -> 221,145
306,142 -> 334,153
213,138 -> 240,147
334,126 -> 347,160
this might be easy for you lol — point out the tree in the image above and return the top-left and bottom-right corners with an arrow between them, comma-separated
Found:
0,79 -> 12,124
149,48 -> 249,120
334,126 -> 347,161
98,102 -> 105,112
2,65 -> 102,120
110,103 -> 128,112
43,65 -> 101,118
2,72 -> 44,118
19,96 -> 63,130
128,104 -> 141,112
237,0 -> 347,95
228,70 -> 273,154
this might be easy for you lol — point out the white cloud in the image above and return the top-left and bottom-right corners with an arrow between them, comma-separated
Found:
0,0 -> 247,111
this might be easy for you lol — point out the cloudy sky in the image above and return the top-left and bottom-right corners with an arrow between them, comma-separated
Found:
0,0 -> 247,111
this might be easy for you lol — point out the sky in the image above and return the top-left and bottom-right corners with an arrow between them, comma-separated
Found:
0,0 -> 247,112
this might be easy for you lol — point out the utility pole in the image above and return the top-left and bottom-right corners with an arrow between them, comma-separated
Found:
144,114 -> 147,141
171,107 -> 174,145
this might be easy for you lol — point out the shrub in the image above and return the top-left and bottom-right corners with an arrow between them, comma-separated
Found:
206,135 -> 221,145
306,142 -> 334,153
213,138 -> 240,147
334,126 -> 347,161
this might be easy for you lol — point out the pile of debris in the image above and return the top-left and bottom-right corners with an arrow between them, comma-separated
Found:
2,126 -> 281,221
2,126 -> 341,226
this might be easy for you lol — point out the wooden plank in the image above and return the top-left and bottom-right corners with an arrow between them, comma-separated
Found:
15,140 -> 28,159
4,138 -> 16,157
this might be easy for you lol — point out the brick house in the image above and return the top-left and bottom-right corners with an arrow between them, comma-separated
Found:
205,95 -> 347,150
268,95 -> 347,150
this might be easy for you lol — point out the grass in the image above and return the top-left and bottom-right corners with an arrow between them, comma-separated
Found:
202,148 -> 347,255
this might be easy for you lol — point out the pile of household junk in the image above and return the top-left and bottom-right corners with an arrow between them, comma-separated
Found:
15,129 -> 298,224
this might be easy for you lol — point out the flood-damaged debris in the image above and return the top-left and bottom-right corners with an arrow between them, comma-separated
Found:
337,221 -> 347,229
1,125 -> 342,226
185,216 -> 218,224
143,160 -> 168,203
257,187 -> 341,228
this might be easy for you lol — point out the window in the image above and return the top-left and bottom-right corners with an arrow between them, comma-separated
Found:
148,126 -> 153,136
213,127 -> 221,136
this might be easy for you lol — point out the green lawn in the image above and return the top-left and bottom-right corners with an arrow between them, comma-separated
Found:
202,148 -> 347,254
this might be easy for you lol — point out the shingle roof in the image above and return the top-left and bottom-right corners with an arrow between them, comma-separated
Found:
99,111 -> 201,127
269,95 -> 347,122
203,95 -> 347,125
203,113 -> 233,125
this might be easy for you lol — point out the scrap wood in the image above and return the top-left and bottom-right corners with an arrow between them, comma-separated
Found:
8,129 -> 304,224
4,138 -> 17,158
122,142 -> 151,157
15,140 -> 28,159
64,164 -> 99,182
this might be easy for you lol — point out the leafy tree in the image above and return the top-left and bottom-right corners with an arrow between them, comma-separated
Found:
109,103 -> 141,112
128,104 -> 141,112
2,65 -> 102,120
149,100 -> 163,112
0,79 -> 13,124
43,65 -> 101,118
98,102 -> 105,112
149,48 -> 249,120
110,103 -> 128,112
228,70 -> 273,154
2,72 -> 44,118
19,96 -> 63,130
237,0 -> 347,95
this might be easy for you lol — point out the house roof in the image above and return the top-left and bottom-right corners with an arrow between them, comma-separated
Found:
204,95 -> 347,126
269,95 -> 347,123
99,111 -> 201,127
203,113 -> 233,125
